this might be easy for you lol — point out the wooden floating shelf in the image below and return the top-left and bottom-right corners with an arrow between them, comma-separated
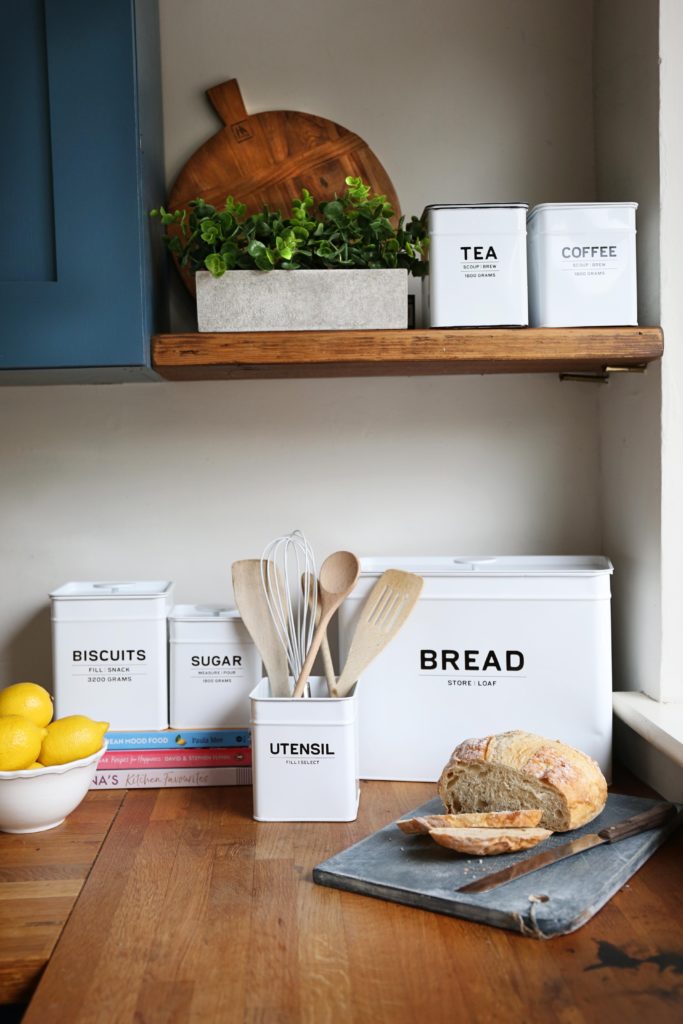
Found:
151,326 -> 664,381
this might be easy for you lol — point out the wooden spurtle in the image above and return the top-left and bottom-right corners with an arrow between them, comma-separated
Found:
301,573 -> 336,696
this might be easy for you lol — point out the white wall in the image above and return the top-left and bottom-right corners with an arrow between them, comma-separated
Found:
161,0 -> 596,232
658,0 -> 683,703
163,0 -> 597,330
594,0 -> 661,696
0,0 -> 601,689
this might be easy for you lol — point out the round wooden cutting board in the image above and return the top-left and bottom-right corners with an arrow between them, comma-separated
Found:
167,79 -> 401,293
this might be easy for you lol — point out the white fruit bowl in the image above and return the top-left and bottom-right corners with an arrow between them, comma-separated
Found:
0,743 -> 107,833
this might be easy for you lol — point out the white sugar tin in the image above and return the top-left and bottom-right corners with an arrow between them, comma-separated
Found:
169,604 -> 261,729
423,204 -> 529,327
50,581 -> 174,730
527,202 -> 638,327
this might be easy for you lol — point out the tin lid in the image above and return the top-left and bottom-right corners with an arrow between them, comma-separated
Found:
50,581 -> 174,599
169,604 -> 241,622
358,556 -> 613,577
423,203 -> 529,214
528,202 -> 638,223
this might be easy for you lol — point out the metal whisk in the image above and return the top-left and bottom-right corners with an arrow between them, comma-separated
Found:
260,530 -> 318,694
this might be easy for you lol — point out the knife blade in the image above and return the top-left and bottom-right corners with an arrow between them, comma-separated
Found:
457,801 -> 678,894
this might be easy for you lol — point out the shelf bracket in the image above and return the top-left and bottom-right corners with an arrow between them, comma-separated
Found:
559,372 -> 609,385
559,364 -> 648,385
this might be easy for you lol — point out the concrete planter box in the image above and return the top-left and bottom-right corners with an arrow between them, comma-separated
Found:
195,268 -> 408,332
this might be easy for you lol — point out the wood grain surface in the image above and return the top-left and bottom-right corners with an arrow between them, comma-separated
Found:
151,326 -> 664,380
0,791 -> 124,1004
169,80 -> 400,217
16,779 -> 683,1023
166,79 -> 401,294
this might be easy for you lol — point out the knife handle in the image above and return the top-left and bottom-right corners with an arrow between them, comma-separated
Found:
598,801 -> 677,842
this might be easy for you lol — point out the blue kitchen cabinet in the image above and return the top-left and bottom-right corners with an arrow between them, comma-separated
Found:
0,0 -> 165,382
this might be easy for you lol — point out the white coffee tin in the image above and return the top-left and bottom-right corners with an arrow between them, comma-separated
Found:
527,202 -> 638,327
423,204 -> 529,327
50,581 -> 174,730
337,556 -> 613,782
250,677 -> 360,822
169,604 -> 261,729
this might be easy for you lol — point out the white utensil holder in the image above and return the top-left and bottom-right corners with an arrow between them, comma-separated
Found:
249,677 -> 359,822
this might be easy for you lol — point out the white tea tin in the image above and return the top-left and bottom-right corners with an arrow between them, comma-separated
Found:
50,581 -> 174,730
250,677 -> 359,822
423,204 -> 528,327
337,557 -> 613,782
527,202 -> 638,327
169,604 -> 261,729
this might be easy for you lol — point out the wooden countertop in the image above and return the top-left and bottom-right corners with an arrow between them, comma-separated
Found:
2,777 -> 683,1022
0,790 -> 124,1007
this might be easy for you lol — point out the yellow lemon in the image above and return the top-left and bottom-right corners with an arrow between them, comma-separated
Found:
21,762 -> 44,770
39,715 -> 109,766
0,715 -> 48,771
0,682 -> 54,728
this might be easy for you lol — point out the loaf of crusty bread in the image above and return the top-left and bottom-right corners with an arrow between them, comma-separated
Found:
438,730 -> 607,832
429,826 -> 552,856
397,809 -> 543,834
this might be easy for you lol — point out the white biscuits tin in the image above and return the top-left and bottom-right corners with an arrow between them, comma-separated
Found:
50,581 -> 174,730
249,677 -> 359,822
527,202 -> 638,327
337,557 -> 613,782
423,204 -> 529,327
169,604 -> 261,729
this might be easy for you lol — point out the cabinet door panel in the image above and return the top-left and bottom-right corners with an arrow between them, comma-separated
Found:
1,0 -> 56,283
0,0 -> 162,373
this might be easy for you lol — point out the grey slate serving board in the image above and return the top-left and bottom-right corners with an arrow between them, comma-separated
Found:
313,793 -> 682,939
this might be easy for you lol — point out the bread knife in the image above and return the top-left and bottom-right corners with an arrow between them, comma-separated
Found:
458,801 -> 679,894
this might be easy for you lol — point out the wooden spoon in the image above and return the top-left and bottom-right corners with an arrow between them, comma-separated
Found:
231,559 -> 290,698
333,570 -> 424,697
292,551 -> 360,698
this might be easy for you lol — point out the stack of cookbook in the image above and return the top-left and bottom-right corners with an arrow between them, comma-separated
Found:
90,728 -> 252,789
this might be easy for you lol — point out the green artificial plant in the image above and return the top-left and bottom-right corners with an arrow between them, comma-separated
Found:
151,177 -> 428,278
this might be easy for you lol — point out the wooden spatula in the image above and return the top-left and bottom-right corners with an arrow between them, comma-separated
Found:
231,559 -> 290,698
333,570 -> 423,697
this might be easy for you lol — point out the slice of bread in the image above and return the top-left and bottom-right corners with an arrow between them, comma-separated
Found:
438,730 -> 607,832
429,826 -> 552,856
397,809 -> 543,834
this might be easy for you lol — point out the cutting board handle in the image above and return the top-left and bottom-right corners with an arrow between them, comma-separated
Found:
206,79 -> 248,127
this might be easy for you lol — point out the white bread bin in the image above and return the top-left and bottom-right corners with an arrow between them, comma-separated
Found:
337,556 -> 613,782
